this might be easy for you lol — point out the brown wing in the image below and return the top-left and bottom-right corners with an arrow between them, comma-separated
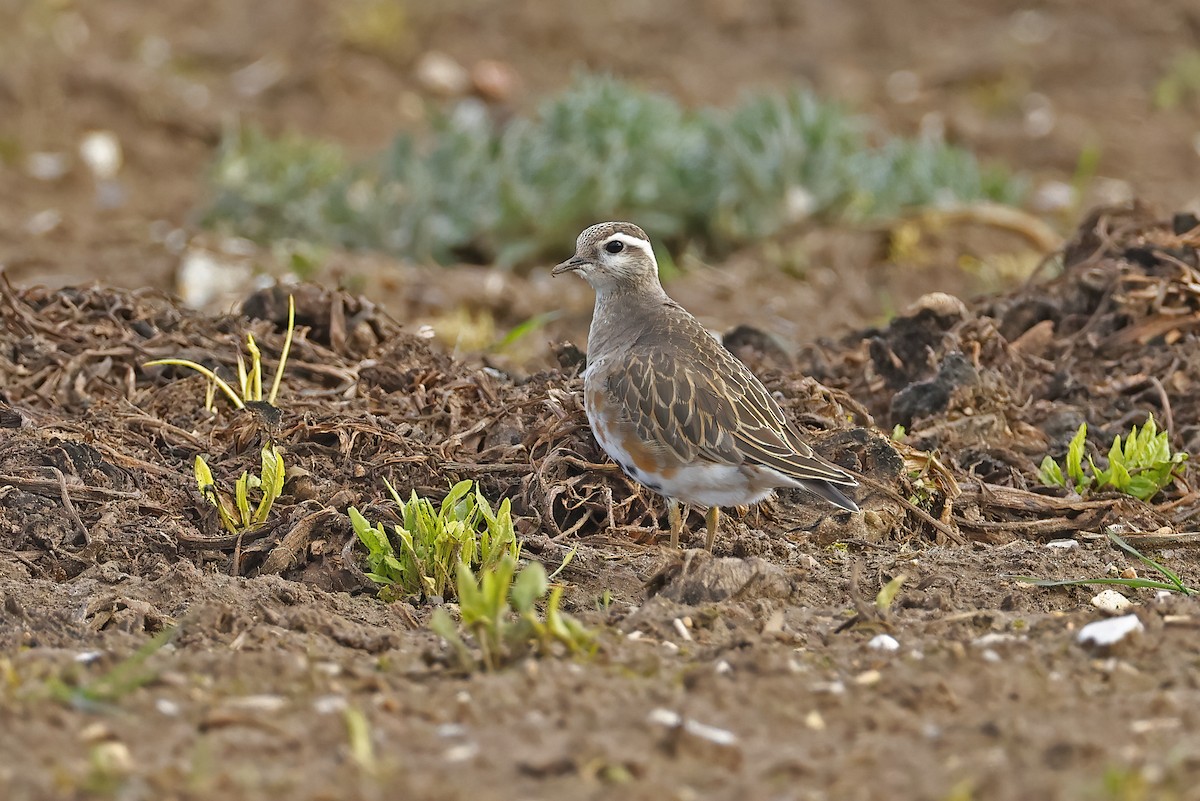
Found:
608,347 -> 743,466
607,332 -> 857,488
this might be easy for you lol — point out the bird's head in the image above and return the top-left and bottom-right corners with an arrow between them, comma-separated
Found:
552,222 -> 661,293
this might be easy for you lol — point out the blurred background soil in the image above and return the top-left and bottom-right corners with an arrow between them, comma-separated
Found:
2,0 -> 1199,353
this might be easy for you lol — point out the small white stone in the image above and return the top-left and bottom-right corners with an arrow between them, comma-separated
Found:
1045,538 -> 1079,550
683,719 -> 738,747
155,698 -> 181,716
972,632 -> 1021,648
443,742 -> 479,763
90,742 -> 132,775
74,650 -> 103,664
1077,614 -> 1143,648
784,186 -> 816,222
25,208 -> 62,236
1130,718 -> 1180,735
312,695 -> 347,715
226,694 -> 286,712
714,660 -> 732,675
980,649 -> 1002,663
812,680 -> 845,695
415,51 -> 470,96
673,617 -> 693,642
79,130 -> 122,179
1091,589 -> 1133,615
176,248 -> 252,309
26,151 -> 69,181
854,669 -> 882,686
804,710 -> 826,731
867,634 -> 900,652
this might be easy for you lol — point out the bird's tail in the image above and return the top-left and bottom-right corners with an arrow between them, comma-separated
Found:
800,479 -> 860,512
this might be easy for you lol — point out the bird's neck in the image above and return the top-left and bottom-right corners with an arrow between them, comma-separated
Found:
587,279 -> 670,361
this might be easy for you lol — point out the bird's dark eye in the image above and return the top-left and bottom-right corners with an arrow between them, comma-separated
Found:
604,240 -> 624,254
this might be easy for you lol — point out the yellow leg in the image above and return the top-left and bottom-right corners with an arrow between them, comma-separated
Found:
668,500 -> 683,550
705,506 -> 720,552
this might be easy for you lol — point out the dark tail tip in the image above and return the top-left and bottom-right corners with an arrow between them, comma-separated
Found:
802,480 -> 860,512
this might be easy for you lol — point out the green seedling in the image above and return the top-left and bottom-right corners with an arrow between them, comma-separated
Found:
1012,530 -> 1196,596
195,443 -> 286,533
343,706 -> 378,777
875,574 -> 907,614
349,479 -> 520,602
429,555 -> 596,671
1038,416 -> 1188,501
145,294 -> 296,412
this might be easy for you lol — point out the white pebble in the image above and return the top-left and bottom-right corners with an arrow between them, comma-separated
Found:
1045,538 -> 1079,550
225,694 -> 286,712
26,151 -> 69,181
312,695 -> 347,715
867,634 -> 900,652
1077,614 -> 1143,648
854,670 -> 882,686
972,632 -> 1021,648
647,709 -> 738,746
1091,589 -> 1133,615
155,698 -> 181,716
415,51 -> 470,96
443,743 -> 479,763
79,130 -> 122,179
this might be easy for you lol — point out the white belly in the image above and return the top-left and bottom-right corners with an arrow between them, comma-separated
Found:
655,462 -> 796,508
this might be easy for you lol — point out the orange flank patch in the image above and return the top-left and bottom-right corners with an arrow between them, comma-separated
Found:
620,431 -> 663,474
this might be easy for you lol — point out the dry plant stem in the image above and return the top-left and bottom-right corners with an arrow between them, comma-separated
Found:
48,467 -> 90,546
1148,375 -> 1176,442
0,474 -> 141,501
914,202 -> 1064,253
857,475 -> 966,545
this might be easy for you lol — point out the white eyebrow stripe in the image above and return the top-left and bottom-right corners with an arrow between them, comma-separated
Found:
604,232 -> 651,251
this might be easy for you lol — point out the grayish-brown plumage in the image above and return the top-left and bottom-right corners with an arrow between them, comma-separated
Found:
553,221 -> 859,550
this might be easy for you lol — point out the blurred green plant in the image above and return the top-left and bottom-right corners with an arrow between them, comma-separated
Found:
201,74 -> 1026,269
1037,416 -> 1188,501
1154,49 -> 1200,110
429,555 -> 596,671
349,479 -> 520,602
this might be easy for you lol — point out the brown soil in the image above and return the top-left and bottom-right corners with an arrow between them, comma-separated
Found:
3,2 -> 1200,800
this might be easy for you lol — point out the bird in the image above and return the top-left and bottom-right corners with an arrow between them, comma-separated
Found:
553,221 -> 860,551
